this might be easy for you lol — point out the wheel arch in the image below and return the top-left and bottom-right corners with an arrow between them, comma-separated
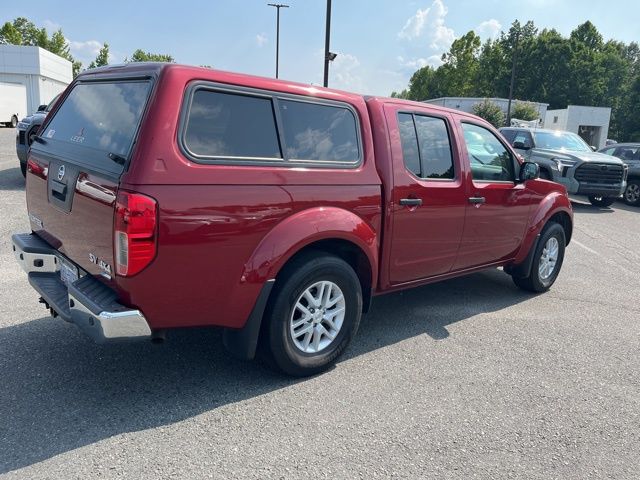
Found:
512,191 -> 573,267
241,206 -> 378,309
224,207 -> 378,361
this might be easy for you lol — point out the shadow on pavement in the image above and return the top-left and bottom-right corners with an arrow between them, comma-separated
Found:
0,166 -> 26,192
612,202 -> 639,214
0,268 -> 532,473
570,201 -> 615,214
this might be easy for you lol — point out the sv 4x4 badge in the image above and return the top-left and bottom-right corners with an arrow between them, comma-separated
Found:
89,253 -> 112,278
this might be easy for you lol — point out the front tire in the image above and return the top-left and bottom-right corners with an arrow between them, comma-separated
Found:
512,222 -> 566,293
623,180 -> 640,206
10,115 -> 18,128
588,195 -> 615,207
263,252 -> 362,377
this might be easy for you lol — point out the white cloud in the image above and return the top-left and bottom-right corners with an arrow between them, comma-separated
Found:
42,19 -> 61,32
68,39 -> 106,66
398,54 -> 443,70
398,0 -> 455,50
329,52 -> 367,93
256,33 -> 268,47
477,19 -> 502,39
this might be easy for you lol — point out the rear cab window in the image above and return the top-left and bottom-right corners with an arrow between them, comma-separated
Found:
37,80 -> 152,176
180,83 -> 361,168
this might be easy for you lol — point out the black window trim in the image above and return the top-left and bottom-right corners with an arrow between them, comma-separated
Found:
396,110 -> 457,182
178,81 -> 363,169
461,120 -> 518,184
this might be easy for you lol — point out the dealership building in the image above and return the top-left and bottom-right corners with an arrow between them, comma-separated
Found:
424,96 -> 612,149
0,45 -> 72,115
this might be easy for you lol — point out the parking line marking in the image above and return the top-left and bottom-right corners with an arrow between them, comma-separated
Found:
573,239 -> 600,256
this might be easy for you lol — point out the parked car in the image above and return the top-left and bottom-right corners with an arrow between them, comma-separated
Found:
12,63 -> 573,376
500,127 -> 627,207
598,143 -> 640,206
15,93 -> 61,177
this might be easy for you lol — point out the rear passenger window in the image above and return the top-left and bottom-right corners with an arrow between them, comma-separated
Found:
279,99 -> 359,163
397,112 -> 454,180
414,115 -> 454,179
184,90 -> 282,159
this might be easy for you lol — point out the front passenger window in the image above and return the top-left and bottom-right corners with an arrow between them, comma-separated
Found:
462,123 -> 515,182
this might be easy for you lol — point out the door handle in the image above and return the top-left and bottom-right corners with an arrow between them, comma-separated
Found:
399,198 -> 423,207
468,196 -> 485,205
51,180 -> 67,200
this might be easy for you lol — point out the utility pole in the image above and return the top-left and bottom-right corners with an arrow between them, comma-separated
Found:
506,30 -> 520,127
268,3 -> 289,79
323,0 -> 332,87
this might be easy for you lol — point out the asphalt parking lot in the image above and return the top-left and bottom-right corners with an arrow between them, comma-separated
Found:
0,126 -> 638,479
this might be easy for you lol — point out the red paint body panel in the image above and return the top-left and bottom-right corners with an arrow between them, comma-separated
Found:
23,63 -> 572,333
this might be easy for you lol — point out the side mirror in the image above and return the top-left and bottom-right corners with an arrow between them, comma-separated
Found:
590,145 -> 597,151
519,161 -> 540,182
37,104 -> 47,112
513,141 -> 530,150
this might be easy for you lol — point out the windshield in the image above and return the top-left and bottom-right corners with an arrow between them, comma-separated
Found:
533,131 -> 592,152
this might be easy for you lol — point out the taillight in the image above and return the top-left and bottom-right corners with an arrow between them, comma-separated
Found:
114,191 -> 157,276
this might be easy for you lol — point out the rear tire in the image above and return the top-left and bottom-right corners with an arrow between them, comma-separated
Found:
262,252 -> 362,377
588,195 -> 615,207
623,180 -> 640,206
20,161 -> 27,177
512,222 -> 566,293
10,115 -> 18,128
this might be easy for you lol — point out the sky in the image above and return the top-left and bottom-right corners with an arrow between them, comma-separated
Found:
2,0 -> 639,96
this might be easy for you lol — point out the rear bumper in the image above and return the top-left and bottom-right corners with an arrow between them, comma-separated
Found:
12,233 -> 151,343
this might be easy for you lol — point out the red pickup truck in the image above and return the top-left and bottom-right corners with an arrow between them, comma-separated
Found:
12,63 -> 573,376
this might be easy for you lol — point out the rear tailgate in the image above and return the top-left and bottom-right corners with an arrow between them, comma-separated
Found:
25,79 -> 153,284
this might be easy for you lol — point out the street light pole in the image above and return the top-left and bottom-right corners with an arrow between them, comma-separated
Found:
323,0 -> 332,87
268,3 -> 289,79
506,31 -> 520,127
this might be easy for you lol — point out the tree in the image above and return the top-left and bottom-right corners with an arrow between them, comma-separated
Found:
0,18 -> 82,76
128,49 -> 174,63
439,31 -> 482,96
0,22 -> 22,44
511,101 -> 540,121
89,43 -> 110,69
472,100 -> 505,128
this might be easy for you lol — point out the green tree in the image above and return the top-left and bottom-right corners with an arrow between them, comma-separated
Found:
472,99 -> 505,128
0,18 -> 82,76
0,22 -> 23,44
89,43 -> 110,69
128,49 -> 174,63
511,101 -> 540,121
10,17 -> 48,47
439,31 -> 482,96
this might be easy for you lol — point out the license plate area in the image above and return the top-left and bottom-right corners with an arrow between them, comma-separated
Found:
59,258 -> 79,287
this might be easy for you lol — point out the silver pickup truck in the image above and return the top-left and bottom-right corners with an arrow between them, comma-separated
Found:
500,127 -> 627,207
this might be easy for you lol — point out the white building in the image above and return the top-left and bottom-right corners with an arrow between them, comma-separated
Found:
543,105 -> 611,149
0,45 -> 72,115
423,97 -> 549,123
